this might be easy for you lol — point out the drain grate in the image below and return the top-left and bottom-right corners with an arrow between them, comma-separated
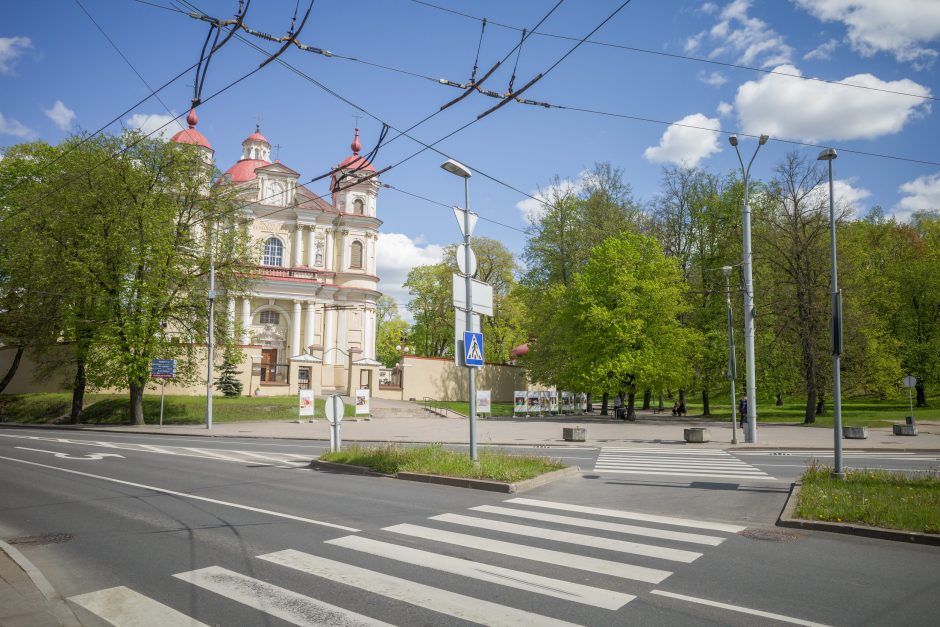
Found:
9,533 -> 74,546
739,528 -> 802,542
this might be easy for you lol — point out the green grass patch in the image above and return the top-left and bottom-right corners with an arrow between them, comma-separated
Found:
428,400 -> 516,417
320,443 -> 567,483
0,392 -> 354,425
795,464 -> 940,534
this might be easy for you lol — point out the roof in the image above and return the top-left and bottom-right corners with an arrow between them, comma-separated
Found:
336,154 -> 376,173
244,129 -> 269,144
170,108 -> 212,150
224,158 -> 271,183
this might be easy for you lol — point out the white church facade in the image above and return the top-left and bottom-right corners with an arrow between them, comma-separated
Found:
171,111 -> 383,396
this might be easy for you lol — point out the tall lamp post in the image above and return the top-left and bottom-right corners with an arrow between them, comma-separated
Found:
722,266 -> 738,445
818,147 -> 845,479
395,331 -> 410,388
728,133 -> 768,443
206,223 -> 217,430
440,158 -> 478,463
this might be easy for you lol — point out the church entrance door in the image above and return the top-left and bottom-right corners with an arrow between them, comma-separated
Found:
261,348 -> 278,383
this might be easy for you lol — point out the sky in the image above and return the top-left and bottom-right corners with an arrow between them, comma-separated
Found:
2,0 -> 939,314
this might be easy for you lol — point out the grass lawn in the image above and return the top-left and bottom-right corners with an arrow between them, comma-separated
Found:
0,392 -> 354,425
429,400 -> 516,417
320,443 -> 567,483
795,465 -> 940,534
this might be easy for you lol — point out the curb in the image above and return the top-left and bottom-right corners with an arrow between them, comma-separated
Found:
310,460 -> 581,493
777,482 -> 940,547
0,539 -> 82,627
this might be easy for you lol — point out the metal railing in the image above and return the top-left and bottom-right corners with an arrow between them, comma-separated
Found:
421,397 -> 464,419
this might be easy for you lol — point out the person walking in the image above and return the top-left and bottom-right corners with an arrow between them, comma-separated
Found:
738,395 -> 748,429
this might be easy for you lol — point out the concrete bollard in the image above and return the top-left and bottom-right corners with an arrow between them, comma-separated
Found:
684,427 -> 710,443
842,426 -> 869,439
563,427 -> 586,442
893,424 -> 918,436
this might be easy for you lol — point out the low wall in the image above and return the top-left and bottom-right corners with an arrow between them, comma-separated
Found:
398,356 -> 527,403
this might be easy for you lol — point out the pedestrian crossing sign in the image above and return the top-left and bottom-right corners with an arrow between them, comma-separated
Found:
463,331 -> 484,367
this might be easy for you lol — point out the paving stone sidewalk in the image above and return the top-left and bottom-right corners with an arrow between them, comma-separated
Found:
0,540 -> 80,627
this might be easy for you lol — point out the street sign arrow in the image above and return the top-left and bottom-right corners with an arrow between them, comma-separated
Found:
15,447 -> 125,460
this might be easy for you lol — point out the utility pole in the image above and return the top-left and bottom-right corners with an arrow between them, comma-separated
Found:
722,266 -> 738,445
206,224 -> 216,430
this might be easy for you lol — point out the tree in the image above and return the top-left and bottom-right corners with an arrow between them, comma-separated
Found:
375,296 -> 410,368
216,348 -> 244,397
404,262 -> 453,357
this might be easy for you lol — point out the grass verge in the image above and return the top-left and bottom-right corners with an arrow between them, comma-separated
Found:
319,443 -> 567,483
795,464 -> 940,534
0,392 -> 354,425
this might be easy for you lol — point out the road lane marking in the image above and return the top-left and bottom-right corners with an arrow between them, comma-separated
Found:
469,505 -> 725,546
260,549 -> 584,627
650,590 -> 831,626
327,535 -> 634,610
174,566 -> 391,627
504,498 -> 747,533
14,447 -> 124,460
68,585 -> 210,626
384,523 -> 672,583
0,454 -> 359,532
432,513 -> 702,562
594,469 -> 778,479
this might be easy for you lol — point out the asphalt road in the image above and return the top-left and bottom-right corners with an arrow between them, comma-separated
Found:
0,427 -> 937,626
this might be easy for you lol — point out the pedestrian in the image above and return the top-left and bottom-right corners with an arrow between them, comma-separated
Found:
738,394 -> 747,429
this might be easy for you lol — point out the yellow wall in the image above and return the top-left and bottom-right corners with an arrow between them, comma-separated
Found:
399,356 -> 527,402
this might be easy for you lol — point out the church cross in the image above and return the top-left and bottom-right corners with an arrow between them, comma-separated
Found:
274,143 -> 282,161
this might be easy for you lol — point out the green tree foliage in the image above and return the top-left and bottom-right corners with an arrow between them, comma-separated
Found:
375,295 -> 410,368
216,348 -> 244,397
404,262 -> 453,357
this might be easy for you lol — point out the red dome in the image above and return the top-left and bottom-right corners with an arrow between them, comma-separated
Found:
337,154 -> 376,172
170,108 -> 212,150
244,130 -> 269,144
224,158 -> 270,183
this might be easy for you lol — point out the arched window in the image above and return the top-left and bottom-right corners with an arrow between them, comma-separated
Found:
353,198 -> 365,215
259,310 -> 279,325
262,237 -> 283,266
350,240 -> 363,269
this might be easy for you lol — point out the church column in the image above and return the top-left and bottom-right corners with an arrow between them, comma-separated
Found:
226,296 -> 236,340
339,230 -> 350,270
240,297 -> 252,345
337,309 -> 348,366
323,308 -> 336,365
362,308 -> 374,359
291,300 -> 302,357
371,309 -> 378,359
304,301 -> 315,353
325,228 -> 335,271
293,227 -> 303,267
306,226 -> 316,266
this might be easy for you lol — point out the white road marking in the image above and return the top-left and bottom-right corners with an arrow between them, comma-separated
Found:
505,498 -> 747,533
601,447 -> 730,454
0,454 -> 359,532
182,447 -> 247,462
469,505 -> 725,546
68,585 -> 210,626
650,590 -> 831,626
384,523 -> 672,584
260,549 -> 584,627
14,447 -> 124,461
174,566 -> 391,627
594,447 -> 775,479
327,535 -> 634,610
137,444 -> 180,455
432,513 -> 702,562
595,469 -> 778,479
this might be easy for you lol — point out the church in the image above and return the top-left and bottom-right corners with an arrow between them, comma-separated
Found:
170,110 -> 382,396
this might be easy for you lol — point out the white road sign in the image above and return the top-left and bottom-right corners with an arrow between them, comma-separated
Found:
453,206 -> 478,238
452,274 -> 493,316
455,244 -> 477,276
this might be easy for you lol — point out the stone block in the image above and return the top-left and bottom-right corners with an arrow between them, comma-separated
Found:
684,427 -> 710,443
842,426 -> 869,439
563,427 -> 586,442
893,424 -> 918,436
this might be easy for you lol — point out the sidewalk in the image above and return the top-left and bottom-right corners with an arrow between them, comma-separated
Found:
0,540 -> 80,627
6,412 -> 939,450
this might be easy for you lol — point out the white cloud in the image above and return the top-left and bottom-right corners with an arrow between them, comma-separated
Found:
794,0 -> 940,67
716,101 -> 734,117
803,38 -> 839,61
697,70 -> 728,86
808,178 -> 871,215
704,0 -> 794,68
516,177 -> 580,224
43,100 -> 75,130
685,31 -> 705,53
0,112 -> 34,138
643,113 -> 722,167
734,64 -> 931,142
376,232 -> 445,314
896,171 -> 940,220
0,36 -> 31,75
700,2 -> 719,14
125,112 -> 184,139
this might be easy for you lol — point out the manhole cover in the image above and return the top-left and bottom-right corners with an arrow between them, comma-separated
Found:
9,533 -> 75,546
739,528 -> 801,542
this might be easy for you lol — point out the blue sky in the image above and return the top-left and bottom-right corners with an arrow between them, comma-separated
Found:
3,0 -> 939,311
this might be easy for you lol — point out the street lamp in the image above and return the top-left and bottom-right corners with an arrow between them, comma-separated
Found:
440,158 -> 478,463
818,147 -> 844,480
728,133 -> 768,443
395,331 -> 410,388
721,266 -> 738,445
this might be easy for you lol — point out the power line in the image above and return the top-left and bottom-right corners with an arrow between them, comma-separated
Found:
382,183 -> 528,234
409,0 -> 938,103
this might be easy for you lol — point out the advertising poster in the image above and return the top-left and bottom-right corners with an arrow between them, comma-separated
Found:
528,391 -> 541,414
514,391 -> 528,414
299,389 -> 315,416
561,391 -> 573,413
355,388 -> 370,415
477,390 -> 492,414
548,391 -> 559,413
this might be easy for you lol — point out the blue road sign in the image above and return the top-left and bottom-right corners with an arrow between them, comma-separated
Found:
151,359 -> 176,379
463,331 -> 484,367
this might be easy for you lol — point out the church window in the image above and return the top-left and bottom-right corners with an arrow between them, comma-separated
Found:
350,240 -> 363,269
262,237 -> 283,266
260,311 -> 279,325
353,198 -> 364,215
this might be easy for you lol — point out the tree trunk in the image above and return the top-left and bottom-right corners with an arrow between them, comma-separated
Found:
804,385 -> 817,424
702,388 -> 710,416
642,389 -> 651,410
0,346 -> 24,395
586,392 -> 593,413
658,392 -> 664,411
129,382 -> 145,425
776,393 -> 784,406
816,393 -> 825,416
601,392 -> 609,416
916,383 -> 926,407
626,390 -> 636,420
70,358 -> 86,424
678,389 -> 686,411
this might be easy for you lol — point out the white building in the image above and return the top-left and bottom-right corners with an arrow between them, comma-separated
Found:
171,111 -> 382,395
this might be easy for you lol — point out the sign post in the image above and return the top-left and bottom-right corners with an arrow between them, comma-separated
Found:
150,359 -> 176,428
325,394 -> 345,452
903,375 -> 917,426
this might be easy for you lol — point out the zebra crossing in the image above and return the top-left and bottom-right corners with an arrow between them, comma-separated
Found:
736,450 -> 940,461
593,447 -> 776,480
66,496 -> 747,626
0,432 -> 314,467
